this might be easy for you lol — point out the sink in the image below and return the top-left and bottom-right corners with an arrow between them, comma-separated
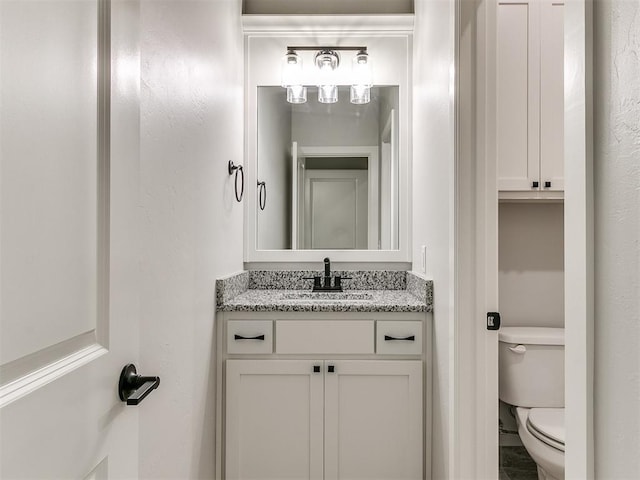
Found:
279,292 -> 374,302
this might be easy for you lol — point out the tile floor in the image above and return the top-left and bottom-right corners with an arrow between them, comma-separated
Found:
499,445 -> 539,480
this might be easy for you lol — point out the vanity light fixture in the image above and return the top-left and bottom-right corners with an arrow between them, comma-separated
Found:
350,50 -> 372,104
315,49 -> 340,104
281,50 -> 307,104
281,46 -> 372,105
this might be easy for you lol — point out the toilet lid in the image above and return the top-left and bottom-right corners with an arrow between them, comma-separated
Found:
527,408 -> 565,452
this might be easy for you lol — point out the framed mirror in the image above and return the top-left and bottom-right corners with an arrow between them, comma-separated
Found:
243,23 -> 412,263
257,85 -> 399,251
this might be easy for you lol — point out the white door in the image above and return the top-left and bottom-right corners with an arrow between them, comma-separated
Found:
302,170 -> 368,249
1,1 -> 142,478
539,0 -> 564,191
496,0 -> 540,191
324,360 -> 423,480
225,360 -> 324,480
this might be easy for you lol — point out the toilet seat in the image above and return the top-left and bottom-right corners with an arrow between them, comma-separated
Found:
526,408 -> 565,452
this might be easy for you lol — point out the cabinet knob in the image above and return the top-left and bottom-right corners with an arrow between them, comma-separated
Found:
532,181 -> 539,188
327,365 -> 335,373
313,365 -> 321,373
544,181 -> 552,188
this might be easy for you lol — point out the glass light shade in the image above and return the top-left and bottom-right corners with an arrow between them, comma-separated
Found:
350,85 -> 371,104
287,85 -> 307,104
318,84 -> 338,104
352,50 -> 372,87
281,51 -> 302,88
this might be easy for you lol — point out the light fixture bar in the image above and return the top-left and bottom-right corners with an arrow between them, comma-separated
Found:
286,46 -> 367,53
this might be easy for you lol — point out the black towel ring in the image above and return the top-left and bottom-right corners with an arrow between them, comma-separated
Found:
228,161 -> 244,202
257,181 -> 266,211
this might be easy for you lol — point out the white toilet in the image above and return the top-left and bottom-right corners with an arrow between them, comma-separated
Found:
499,327 -> 565,480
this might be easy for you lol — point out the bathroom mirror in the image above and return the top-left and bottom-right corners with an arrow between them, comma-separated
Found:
243,24 -> 412,263
256,85 -> 400,252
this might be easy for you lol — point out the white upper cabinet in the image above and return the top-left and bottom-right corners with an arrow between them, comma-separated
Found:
497,0 -> 564,196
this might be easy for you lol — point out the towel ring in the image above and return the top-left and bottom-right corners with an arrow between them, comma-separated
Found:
228,161 -> 244,202
257,181 -> 266,211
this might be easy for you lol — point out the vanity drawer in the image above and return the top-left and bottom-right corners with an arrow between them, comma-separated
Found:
276,320 -> 374,354
227,320 -> 273,354
376,321 -> 423,355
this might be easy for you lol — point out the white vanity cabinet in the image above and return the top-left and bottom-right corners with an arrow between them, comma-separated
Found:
496,0 -> 564,197
216,311 -> 430,480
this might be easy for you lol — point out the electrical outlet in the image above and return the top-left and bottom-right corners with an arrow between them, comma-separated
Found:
421,245 -> 427,273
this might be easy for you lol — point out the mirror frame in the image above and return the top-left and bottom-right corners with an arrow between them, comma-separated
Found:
243,15 -> 414,264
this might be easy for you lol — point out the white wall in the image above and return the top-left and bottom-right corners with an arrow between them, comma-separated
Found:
291,89 -> 380,147
257,87 -> 291,249
413,1 -> 456,478
138,1 -> 244,478
593,1 -> 640,477
499,203 -> 564,327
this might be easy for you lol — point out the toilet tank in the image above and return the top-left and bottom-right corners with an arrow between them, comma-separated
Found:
498,327 -> 564,408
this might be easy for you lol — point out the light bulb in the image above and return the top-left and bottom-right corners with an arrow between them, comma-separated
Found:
351,50 -> 372,87
281,51 -> 302,88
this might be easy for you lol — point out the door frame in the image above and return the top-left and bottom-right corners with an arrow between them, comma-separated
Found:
454,0 -> 594,477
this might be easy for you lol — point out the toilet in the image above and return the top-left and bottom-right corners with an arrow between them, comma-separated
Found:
499,327 -> 565,480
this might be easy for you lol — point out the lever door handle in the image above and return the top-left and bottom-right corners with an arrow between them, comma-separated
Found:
119,364 -> 160,406
384,335 -> 416,341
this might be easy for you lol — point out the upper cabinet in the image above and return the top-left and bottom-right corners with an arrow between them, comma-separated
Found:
496,0 -> 564,199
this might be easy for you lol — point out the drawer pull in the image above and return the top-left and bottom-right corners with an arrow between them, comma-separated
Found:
234,334 -> 265,341
384,335 -> 415,341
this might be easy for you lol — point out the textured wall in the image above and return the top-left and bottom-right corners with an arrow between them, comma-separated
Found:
138,1 -> 244,477
593,1 -> 640,478
413,0 -> 456,478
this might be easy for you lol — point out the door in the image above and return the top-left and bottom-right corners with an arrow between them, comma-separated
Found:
539,0 -> 564,191
0,1 -> 141,478
324,360 -> 423,480
225,360 -> 324,480
496,0 -> 540,191
302,170 -> 368,249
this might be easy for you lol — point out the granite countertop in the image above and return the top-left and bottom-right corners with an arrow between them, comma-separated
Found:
216,270 -> 433,313
218,289 -> 429,313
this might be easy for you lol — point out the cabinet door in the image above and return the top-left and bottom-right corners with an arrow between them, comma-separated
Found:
497,1 -> 540,191
324,360 -> 423,480
539,0 -> 565,191
226,360 -> 324,480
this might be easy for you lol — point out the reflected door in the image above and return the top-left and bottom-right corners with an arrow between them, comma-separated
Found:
302,170 -> 368,249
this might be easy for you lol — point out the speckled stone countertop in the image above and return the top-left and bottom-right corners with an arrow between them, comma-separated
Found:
216,271 -> 433,313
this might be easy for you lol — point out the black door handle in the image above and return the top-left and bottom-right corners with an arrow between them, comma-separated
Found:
119,364 -> 160,406
234,334 -> 265,340
384,335 -> 416,341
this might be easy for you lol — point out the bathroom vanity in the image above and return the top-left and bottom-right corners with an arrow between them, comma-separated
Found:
215,270 -> 432,480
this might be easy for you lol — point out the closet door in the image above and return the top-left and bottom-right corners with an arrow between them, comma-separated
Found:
225,360 -> 324,480
323,360 -> 423,480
